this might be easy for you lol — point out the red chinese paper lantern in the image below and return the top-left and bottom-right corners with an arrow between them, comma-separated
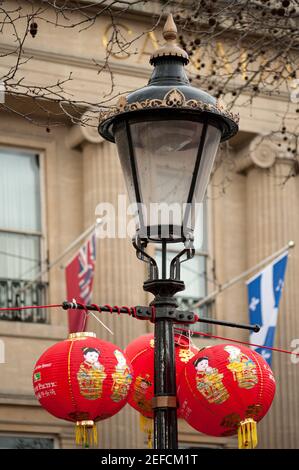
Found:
178,343 -> 276,449
125,332 -> 198,445
33,332 -> 133,446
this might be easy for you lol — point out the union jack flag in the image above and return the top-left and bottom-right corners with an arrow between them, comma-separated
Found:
65,232 -> 96,332
78,233 -> 96,304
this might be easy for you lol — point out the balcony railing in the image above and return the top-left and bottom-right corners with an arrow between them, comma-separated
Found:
0,278 -> 48,323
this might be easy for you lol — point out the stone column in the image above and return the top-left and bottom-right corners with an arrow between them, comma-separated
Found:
67,120 -> 150,449
211,144 -> 248,341
236,136 -> 299,449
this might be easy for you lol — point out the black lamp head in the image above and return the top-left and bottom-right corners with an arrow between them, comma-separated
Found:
98,14 -> 239,244
99,14 -> 239,142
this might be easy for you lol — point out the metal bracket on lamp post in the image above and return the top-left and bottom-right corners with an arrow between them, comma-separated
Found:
135,305 -> 196,323
134,306 -> 260,332
62,301 -> 260,332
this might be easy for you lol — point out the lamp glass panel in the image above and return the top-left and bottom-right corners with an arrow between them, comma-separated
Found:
193,124 -> 221,204
114,119 -> 221,237
113,123 -> 137,205
130,120 -> 203,207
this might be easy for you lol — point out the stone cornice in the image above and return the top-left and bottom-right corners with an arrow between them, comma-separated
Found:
0,43 -> 151,80
0,41 -> 294,104
0,319 -> 67,341
0,393 -> 38,406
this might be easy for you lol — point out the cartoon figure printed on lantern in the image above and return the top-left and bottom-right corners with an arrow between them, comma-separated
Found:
111,350 -> 132,402
194,357 -> 229,405
224,345 -> 258,389
133,374 -> 152,414
77,347 -> 107,400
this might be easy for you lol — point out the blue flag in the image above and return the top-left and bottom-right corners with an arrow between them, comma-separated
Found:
246,251 -> 288,365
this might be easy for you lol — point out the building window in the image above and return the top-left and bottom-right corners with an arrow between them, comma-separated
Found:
0,434 -> 55,449
0,147 -> 48,323
155,201 -> 212,334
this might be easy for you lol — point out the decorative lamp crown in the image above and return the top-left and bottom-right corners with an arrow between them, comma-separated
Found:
99,14 -> 239,143
150,14 -> 189,65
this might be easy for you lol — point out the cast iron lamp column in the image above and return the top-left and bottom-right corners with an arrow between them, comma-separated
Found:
98,14 -> 239,449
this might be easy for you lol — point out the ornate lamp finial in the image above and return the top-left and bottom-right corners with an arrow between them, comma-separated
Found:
163,14 -> 177,42
150,14 -> 189,65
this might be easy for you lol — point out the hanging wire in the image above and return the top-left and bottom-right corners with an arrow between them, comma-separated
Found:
0,303 -> 61,311
0,301 -> 298,358
175,327 -> 299,359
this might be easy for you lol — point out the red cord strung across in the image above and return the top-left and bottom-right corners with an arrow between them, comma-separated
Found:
0,302 -> 298,358
176,327 -> 299,358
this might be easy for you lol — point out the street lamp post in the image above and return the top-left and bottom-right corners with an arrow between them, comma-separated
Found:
99,14 -> 239,449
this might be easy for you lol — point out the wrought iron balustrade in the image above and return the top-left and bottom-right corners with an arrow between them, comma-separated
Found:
0,278 -> 48,323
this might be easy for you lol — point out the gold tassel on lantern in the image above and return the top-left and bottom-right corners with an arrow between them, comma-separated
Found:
238,418 -> 258,449
139,414 -> 153,449
75,420 -> 98,448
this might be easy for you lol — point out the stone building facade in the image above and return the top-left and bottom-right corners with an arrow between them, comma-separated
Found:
0,2 -> 298,449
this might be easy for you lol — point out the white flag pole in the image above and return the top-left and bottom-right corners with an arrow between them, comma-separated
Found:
192,240 -> 295,309
17,218 -> 103,295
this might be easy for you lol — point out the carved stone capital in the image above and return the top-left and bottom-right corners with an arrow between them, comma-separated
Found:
66,110 -> 104,149
235,135 -> 279,173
